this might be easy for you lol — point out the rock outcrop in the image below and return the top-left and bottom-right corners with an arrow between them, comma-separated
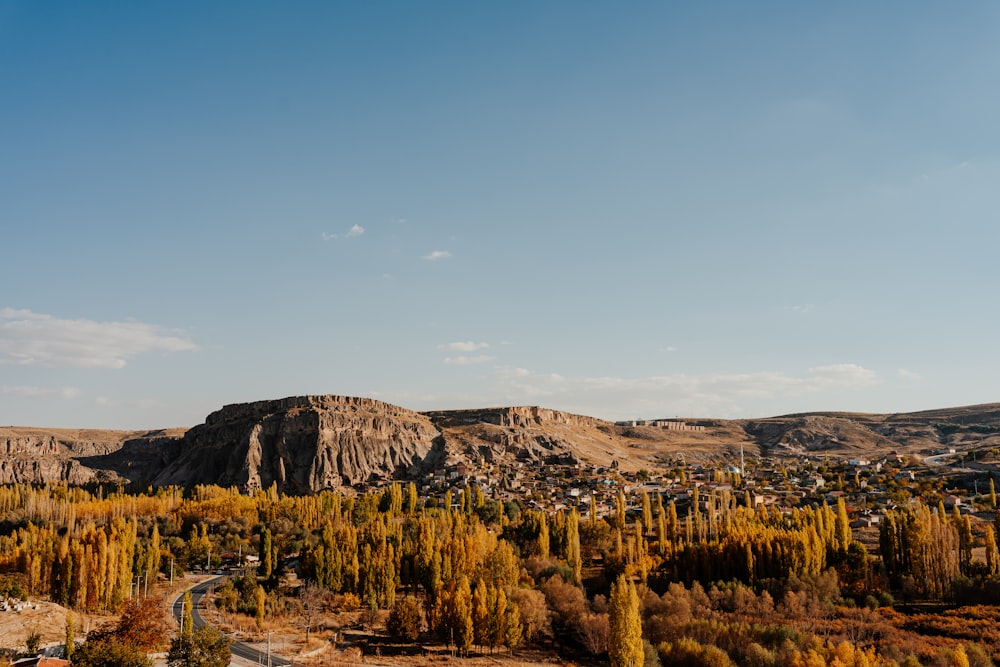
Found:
425,406 -> 613,465
9,398 -> 1000,491
0,427 -> 185,485
153,396 -> 446,493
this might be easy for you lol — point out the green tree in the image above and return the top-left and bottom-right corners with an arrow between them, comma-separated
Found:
254,585 -> 266,631
71,636 -> 152,667
259,529 -> 273,579
166,626 -> 231,667
609,575 -> 643,667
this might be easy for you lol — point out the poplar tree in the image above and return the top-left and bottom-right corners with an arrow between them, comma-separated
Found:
448,576 -> 473,654
503,602 -> 522,652
181,591 -> 193,638
260,529 -> 273,579
608,575 -> 643,667
472,580 -> 489,648
537,513 -> 550,560
641,492 -> 652,533
405,482 -> 419,514
834,497 -> 851,555
65,611 -> 75,661
254,585 -> 266,631
566,510 -> 582,585
986,526 -> 999,576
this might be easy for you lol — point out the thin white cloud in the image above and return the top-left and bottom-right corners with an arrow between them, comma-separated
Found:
0,308 -> 198,369
489,363 -> 880,419
423,250 -> 451,261
444,355 -> 495,366
439,341 -> 490,352
322,224 -> 365,241
807,363 -> 878,389
898,368 -> 922,381
1,385 -> 81,399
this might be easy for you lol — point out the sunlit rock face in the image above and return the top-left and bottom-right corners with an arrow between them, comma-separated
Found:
153,395 -> 446,494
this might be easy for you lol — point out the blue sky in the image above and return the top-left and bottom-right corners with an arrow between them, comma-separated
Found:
2,2 -> 999,429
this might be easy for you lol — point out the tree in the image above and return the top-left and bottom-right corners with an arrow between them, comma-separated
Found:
66,612 -> 75,661
609,575 -> 643,667
507,587 -> 550,642
440,576 -> 473,654
566,510 -> 582,585
577,613 -> 610,656
116,597 -> 169,652
260,529 -> 273,579
538,513 -> 550,560
253,585 -> 266,631
387,596 -> 423,642
503,602 -> 522,652
834,497 -> 852,555
72,636 -> 152,667
298,585 -> 324,644
986,526 -> 999,576
166,626 -> 231,667
181,591 -> 193,639
71,596 -> 167,667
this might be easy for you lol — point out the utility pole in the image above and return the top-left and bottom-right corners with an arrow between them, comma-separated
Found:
170,558 -> 174,585
266,631 -> 272,667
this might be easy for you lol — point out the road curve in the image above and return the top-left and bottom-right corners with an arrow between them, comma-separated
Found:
172,576 -> 292,667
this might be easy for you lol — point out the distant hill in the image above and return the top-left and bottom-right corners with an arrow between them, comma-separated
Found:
3,397 -> 999,492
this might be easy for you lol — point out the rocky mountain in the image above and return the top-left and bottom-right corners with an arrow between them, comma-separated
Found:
152,396 -> 446,493
3,397 -> 1000,492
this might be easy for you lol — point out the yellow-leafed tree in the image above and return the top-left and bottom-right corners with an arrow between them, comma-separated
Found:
609,575 -> 643,667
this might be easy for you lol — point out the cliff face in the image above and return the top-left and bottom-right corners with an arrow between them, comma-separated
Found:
0,428 -> 185,485
153,396 -> 446,493
425,406 -> 617,466
427,406 -> 606,430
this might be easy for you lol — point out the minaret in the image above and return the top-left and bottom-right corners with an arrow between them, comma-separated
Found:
740,443 -> 745,477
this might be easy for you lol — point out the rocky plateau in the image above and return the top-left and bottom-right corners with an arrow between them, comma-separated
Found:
2,396 -> 1000,493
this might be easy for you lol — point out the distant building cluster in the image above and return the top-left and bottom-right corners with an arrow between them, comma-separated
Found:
615,419 -> 705,432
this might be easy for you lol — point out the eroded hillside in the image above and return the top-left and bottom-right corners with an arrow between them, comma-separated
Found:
4,398 -> 1000,491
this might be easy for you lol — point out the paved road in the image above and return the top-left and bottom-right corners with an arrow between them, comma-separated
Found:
923,452 -> 975,472
172,577 -> 292,667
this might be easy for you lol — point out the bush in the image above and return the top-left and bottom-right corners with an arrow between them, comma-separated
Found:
341,593 -> 361,611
